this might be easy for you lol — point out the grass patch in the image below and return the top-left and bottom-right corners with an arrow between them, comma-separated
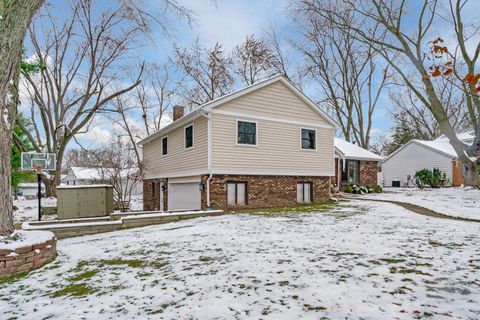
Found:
51,283 -> 98,298
379,258 -> 406,264
233,200 -> 338,215
0,271 -> 30,285
99,259 -> 144,268
68,270 -> 99,282
303,304 -> 327,312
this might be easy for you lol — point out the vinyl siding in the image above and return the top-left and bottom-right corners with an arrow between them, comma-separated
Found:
217,81 -> 331,125
382,142 -> 453,187
142,117 -> 208,179
210,81 -> 334,175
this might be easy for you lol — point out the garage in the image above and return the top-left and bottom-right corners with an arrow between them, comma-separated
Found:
168,182 -> 201,211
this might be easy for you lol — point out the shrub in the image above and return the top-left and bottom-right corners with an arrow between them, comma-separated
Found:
414,169 -> 431,189
414,168 -> 447,188
344,184 -> 353,193
430,168 -> 447,188
374,185 -> 382,193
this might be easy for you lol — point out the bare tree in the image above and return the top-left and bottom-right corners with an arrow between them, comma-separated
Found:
0,1 -> 45,236
231,34 -> 278,86
63,148 -> 105,169
298,0 -> 480,187
104,63 -> 177,175
95,137 -> 141,212
18,0 -> 193,197
389,77 -> 469,141
265,25 -> 307,90
172,39 -> 234,109
291,4 -> 389,149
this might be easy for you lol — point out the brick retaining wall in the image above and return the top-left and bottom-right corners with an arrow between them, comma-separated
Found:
0,236 -> 57,280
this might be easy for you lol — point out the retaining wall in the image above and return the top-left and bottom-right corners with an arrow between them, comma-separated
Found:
0,236 -> 57,280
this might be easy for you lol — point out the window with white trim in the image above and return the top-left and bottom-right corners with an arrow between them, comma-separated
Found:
227,182 -> 247,206
237,121 -> 256,145
301,129 -> 316,150
297,182 -> 312,203
185,124 -> 193,149
162,137 -> 168,155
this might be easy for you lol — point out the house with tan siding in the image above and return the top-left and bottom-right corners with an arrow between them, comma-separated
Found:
138,76 -> 338,211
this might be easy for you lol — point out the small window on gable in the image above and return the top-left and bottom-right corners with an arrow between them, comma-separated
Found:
185,124 -> 194,149
162,137 -> 168,155
301,129 -> 316,150
237,121 -> 257,145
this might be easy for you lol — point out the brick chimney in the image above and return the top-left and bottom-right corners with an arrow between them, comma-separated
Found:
173,105 -> 185,122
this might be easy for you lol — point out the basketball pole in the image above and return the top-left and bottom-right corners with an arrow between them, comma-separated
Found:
37,172 -> 42,221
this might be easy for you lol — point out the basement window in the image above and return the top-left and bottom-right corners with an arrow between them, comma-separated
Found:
227,182 -> 247,206
297,182 -> 312,204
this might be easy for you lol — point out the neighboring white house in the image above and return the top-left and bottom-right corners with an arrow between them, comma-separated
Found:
381,130 -> 474,187
17,182 -> 45,198
64,167 -> 143,195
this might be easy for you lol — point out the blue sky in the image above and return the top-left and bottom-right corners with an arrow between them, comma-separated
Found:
30,0 -> 480,149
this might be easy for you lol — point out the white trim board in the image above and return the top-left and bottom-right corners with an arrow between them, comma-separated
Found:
213,109 -> 334,129
144,168 -> 334,179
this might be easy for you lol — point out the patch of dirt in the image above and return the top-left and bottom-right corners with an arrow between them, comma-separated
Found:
366,199 -> 480,223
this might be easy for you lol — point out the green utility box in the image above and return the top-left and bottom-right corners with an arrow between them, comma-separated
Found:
57,184 -> 114,219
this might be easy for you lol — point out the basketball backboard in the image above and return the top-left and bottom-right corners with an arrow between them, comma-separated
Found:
21,152 -> 56,171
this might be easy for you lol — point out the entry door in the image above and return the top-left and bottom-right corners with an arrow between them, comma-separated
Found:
168,182 -> 201,211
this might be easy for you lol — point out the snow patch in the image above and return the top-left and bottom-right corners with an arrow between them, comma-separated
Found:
0,230 -> 55,251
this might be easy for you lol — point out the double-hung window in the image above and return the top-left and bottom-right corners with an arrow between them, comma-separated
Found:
185,124 -> 193,149
227,182 -> 247,206
162,137 -> 168,155
301,128 -> 316,150
297,182 -> 312,204
237,121 -> 257,145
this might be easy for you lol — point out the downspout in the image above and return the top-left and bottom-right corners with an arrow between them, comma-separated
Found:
201,110 -> 213,208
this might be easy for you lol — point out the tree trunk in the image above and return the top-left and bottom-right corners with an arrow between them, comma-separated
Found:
0,123 -> 14,235
463,159 -> 480,187
41,175 -> 57,198
0,0 -> 45,236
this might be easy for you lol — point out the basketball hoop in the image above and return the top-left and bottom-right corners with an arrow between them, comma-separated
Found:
33,166 -> 44,175
20,152 -> 56,222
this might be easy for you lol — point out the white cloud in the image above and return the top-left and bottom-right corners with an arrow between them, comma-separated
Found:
180,0 -> 289,50
76,125 -> 112,145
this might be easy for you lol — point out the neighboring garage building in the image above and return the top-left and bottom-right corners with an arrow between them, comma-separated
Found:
139,75 -> 339,211
333,138 -> 382,189
381,139 -> 464,187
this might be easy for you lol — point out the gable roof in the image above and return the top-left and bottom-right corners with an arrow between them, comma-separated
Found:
67,167 -> 138,180
382,139 -> 458,164
435,128 -> 475,143
334,138 -> 382,161
138,75 -> 339,145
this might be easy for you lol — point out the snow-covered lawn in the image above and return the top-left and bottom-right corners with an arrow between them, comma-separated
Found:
12,195 -> 144,224
13,197 -> 57,223
359,187 -> 480,220
1,200 -> 479,319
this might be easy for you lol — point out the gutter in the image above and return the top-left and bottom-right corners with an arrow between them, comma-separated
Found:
200,110 -> 213,208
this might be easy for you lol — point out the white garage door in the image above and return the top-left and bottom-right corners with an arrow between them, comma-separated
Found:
168,182 -> 201,211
